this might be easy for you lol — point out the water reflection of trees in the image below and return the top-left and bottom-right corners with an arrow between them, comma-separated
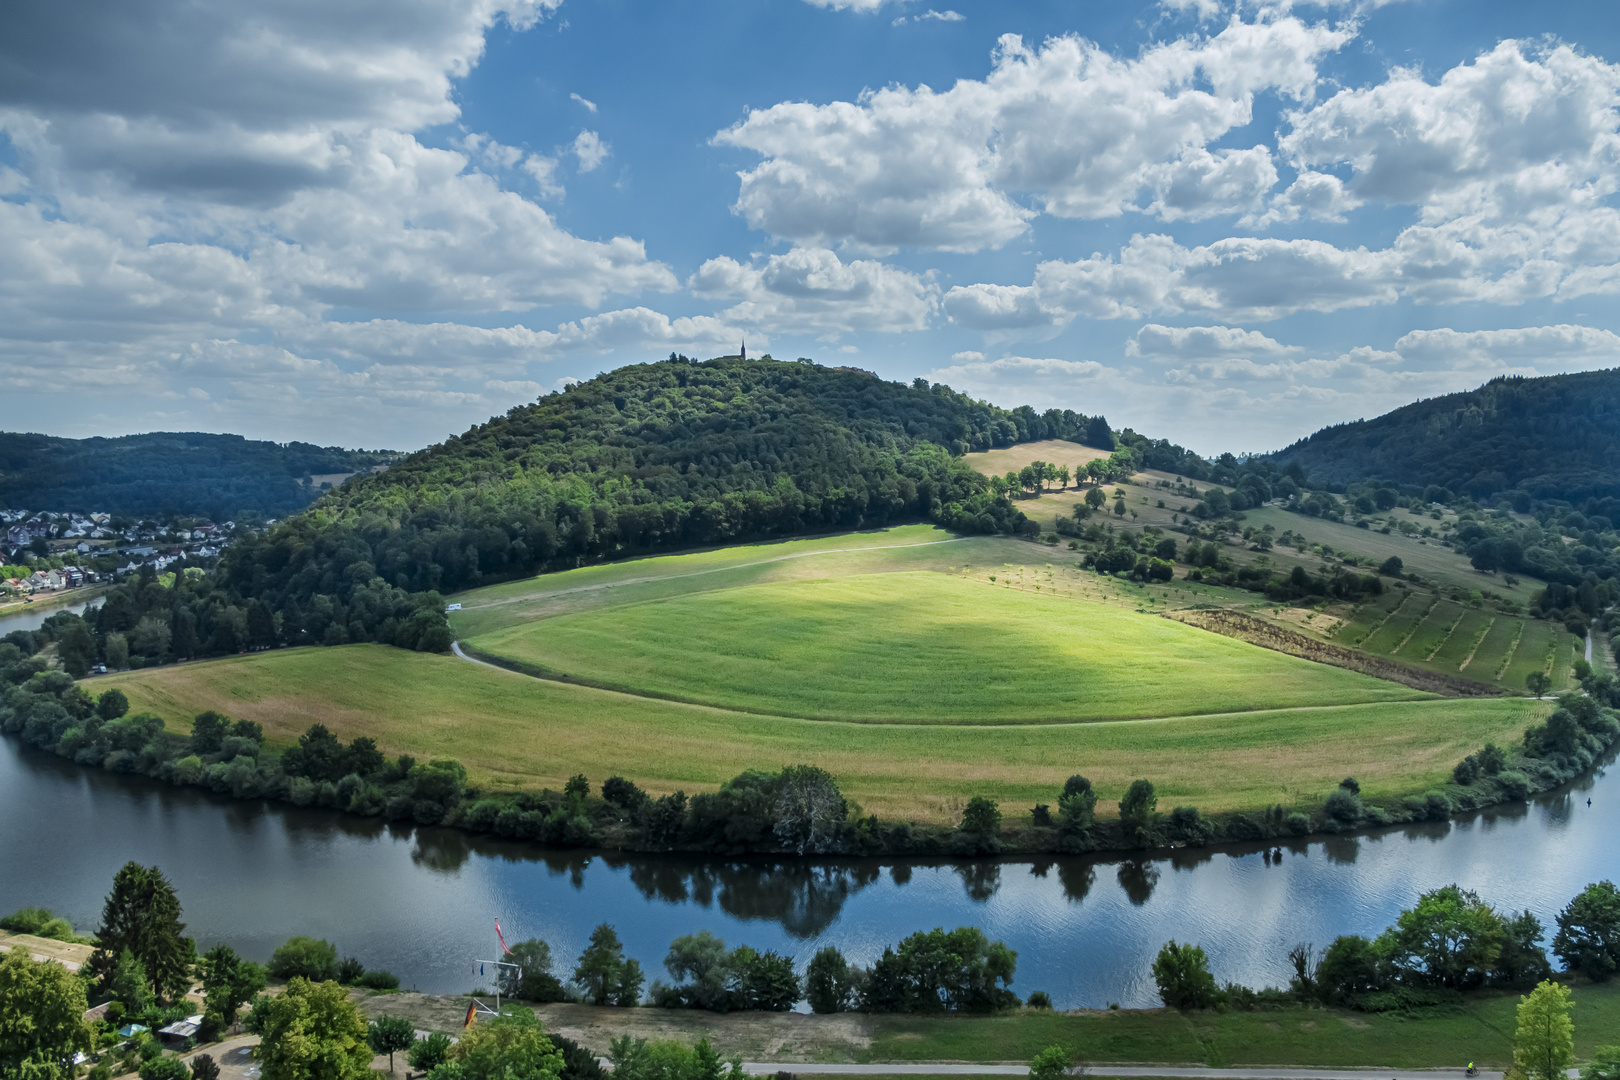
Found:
621,860 -> 884,938
1117,860 -> 1159,905
957,863 -> 1000,903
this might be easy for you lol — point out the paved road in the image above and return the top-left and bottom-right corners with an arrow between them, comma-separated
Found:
451,640 -> 505,670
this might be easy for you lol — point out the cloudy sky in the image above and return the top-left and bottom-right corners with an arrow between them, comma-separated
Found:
4,0 -> 1620,454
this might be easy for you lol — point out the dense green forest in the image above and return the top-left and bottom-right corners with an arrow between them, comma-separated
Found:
1267,370 -> 1620,501
0,431 -> 395,520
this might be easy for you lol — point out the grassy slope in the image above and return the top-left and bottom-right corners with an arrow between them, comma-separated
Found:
100,644 -> 1544,823
979,456 -> 1577,693
467,572 -> 1426,723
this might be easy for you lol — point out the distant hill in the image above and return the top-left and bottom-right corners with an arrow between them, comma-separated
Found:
0,431 -> 396,520
1268,369 -> 1620,502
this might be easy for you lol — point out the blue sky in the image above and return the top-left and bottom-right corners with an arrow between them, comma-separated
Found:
3,0 -> 1620,453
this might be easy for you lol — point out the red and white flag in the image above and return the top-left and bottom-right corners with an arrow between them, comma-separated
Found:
494,917 -> 512,955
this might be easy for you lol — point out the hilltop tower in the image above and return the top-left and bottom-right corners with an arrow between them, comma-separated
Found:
740,338 -> 747,361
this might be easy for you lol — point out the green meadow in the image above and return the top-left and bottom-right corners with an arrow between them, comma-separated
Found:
466,571 -> 1426,723
98,523 -> 1559,819
100,644 -> 1541,823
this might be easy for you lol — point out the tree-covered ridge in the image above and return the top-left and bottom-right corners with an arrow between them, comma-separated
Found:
220,357 -> 1115,622
0,431 -> 396,520
1268,369 -> 1620,501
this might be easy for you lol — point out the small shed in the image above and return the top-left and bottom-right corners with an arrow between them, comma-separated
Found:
157,1015 -> 204,1042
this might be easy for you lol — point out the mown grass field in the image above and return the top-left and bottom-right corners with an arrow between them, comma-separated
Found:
99,644 -> 1544,823
466,572 -> 1426,723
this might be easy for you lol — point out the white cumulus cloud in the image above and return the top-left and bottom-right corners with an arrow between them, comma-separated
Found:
689,247 -> 937,335
714,15 -> 1351,252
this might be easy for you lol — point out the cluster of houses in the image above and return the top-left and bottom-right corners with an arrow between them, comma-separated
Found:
1,508 -> 238,596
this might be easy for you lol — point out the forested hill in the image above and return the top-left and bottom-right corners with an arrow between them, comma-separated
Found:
223,356 -> 1109,615
1268,369 -> 1620,501
0,431 -> 395,520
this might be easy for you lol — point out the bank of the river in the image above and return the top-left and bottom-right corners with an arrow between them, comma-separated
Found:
0,586 -> 105,626
2,732 -> 1616,1010
84,641 -> 1584,858
351,988 -> 1620,1069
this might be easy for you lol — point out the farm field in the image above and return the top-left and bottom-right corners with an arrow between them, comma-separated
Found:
465,572 -> 1427,723
960,438 -> 1113,480
97,644 -> 1544,822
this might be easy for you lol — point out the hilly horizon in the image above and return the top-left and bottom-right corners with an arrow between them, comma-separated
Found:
1268,368 -> 1620,502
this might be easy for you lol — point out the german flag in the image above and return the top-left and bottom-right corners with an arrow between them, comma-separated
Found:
463,1003 -> 477,1029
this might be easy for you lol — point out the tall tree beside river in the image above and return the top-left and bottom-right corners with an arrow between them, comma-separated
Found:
87,862 -> 195,1005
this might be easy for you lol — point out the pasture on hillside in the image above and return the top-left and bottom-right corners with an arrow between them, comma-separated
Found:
97,644 -> 1545,823
465,572 -> 1428,723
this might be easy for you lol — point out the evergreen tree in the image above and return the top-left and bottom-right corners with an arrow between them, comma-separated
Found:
89,863 -> 195,1004
573,924 -> 637,1007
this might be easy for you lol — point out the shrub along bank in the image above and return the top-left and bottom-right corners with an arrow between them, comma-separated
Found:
4,623 -> 1619,857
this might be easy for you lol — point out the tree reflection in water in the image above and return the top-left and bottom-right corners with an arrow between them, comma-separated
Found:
1117,859 -> 1159,905
621,859 -> 883,937
1056,861 -> 1095,904
957,862 -> 1000,903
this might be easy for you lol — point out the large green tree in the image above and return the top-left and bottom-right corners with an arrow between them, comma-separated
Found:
435,1010 -> 563,1080
1553,880 -> 1620,981
502,940 -> 565,1003
572,925 -> 642,1007
1151,941 -> 1218,1010
0,947 -> 93,1080
200,944 -> 267,1034
1374,885 -> 1504,988
1512,980 -> 1574,1080
250,977 -> 373,1080
89,863 -> 195,1004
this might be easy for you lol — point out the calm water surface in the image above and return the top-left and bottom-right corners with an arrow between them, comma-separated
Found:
3,735 -> 1615,1008
5,600 -> 1617,1008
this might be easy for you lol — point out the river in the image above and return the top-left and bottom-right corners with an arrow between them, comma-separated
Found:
4,610 -> 1617,1008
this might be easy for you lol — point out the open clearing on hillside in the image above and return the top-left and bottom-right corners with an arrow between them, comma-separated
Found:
960,438 -> 1113,480
100,644 -> 1544,822
467,572 -> 1427,723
